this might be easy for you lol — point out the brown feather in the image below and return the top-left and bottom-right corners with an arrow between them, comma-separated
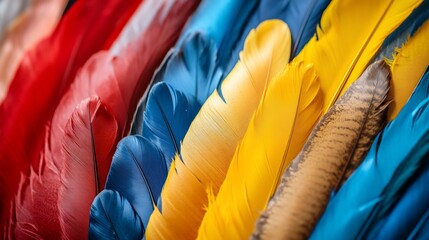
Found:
253,60 -> 391,240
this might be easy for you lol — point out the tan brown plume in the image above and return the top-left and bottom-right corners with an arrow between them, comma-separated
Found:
253,60 -> 391,240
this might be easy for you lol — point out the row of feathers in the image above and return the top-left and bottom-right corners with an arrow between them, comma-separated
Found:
0,0 -> 429,239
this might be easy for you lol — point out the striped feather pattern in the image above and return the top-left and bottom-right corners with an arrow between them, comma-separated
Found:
253,61 -> 391,239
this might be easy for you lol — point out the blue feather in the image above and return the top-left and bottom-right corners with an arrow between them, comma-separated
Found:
409,208 -> 429,239
104,136 -> 167,230
142,82 -> 201,165
177,0 -> 257,66
365,163 -> 429,239
310,70 -> 429,240
376,0 -> 429,60
89,190 -> 143,240
225,0 -> 330,73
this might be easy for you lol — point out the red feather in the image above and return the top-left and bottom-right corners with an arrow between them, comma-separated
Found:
4,0 -> 199,237
0,0 -> 141,228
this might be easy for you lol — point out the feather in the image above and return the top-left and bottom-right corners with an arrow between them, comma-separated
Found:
0,0 -> 32,38
0,0 -> 67,101
386,19 -> 429,120
376,0 -> 429,61
142,82 -> 202,165
0,0 -> 141,224
145,20 -> 291,240
89,190 -> 144,240
177,0 -> 257,66
226,0 -> 330,73
409,208 -> 429,239
252,61 -> 390,240
294,0 -> 422,110
198,59 -> 324,240
4,0 -> 198,237
131,33 -> 222,134
364,163 -> 429,239
58,97 -> 118,240
310,69 -> 429,240
103,135 -> 168,230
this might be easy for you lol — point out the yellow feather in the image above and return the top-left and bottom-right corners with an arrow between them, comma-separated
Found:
145,20 -> 291,239
295,0 -> 422,111
197,0 -> 422,238
197,60 -> 324,239
253,61 -> 390,240
387,19 -> 429,120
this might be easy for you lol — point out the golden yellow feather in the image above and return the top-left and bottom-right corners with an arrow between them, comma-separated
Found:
145,20 -> 291,239
387,19 -> 429,120
197,60 -> 324,239
295,0 -> 422,110
253,61 -> 391,240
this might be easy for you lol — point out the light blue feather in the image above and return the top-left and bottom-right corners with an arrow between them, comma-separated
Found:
310,70 -> 429,240
104,136 -> 167,230
409,207 -> 429,239
365,163 -> 429,239
177,0 -> 257,66
89,190 -> 143,240
376,0 -> 429,61
225,0 -> 330,73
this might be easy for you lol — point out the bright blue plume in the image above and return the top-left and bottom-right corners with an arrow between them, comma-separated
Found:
142,82 -> 201,165
105,136 -> 168,230
365,163 -> 429,239
89,190 -> 143,240
310,70 -> 429,240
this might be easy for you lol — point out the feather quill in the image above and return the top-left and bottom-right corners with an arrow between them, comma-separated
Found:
89,190 -> 144,240
386,19 -> 429,120
364,163 -> 429,239
252,61 -> 390,240
294,0 -> 422,110
0,0 -> 67,101
310,69 -> 429,240
198,59 -> 324,240
58,97 -> 118,240
145,20 -> 291,240
0,0 -> 141,224
226,0 -> 330,73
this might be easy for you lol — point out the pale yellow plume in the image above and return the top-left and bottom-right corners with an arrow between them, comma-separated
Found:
197,60 -> 324,239
387,19 -> 429,120
145,20 -> 291,239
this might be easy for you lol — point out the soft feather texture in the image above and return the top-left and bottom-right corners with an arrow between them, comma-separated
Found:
145,20 -> 291,240
253,61 -> 390,240
310,69 -> 429,240
177,0 -> 257,66
0,0 -> 32,38
385,19 -> 429,120
364,163 -> 429,239
226,0 -> 330,73
376,0 -> 429,61
294,0 -> 422,110
89,190 -> 144,240
409,208 -> 429,239
4,0 -> 198,237
0,0 -> 141,225
0,0 -> 67,101
104,136 -> 168,231
142,82 -> 202,165
58,97 -> 118,240
198,60 -> 323,240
